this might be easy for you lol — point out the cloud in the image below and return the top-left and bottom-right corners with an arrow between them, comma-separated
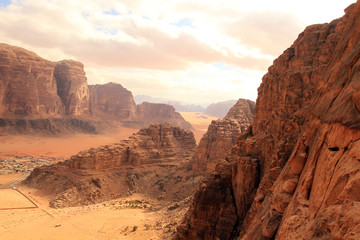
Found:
0,0 -> 272,71
225,11 -> 304,56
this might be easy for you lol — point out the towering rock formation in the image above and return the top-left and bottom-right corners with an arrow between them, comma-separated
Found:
0,44 -> 192,134
192,99 -> 255,173
176,2 -> 360,239
0,43 -> 63,118
54,60 -> 90,116
25,124 -> 197,207
89,82 -> 136,120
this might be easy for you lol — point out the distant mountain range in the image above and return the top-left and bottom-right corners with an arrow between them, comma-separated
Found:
135,95 -> 240,118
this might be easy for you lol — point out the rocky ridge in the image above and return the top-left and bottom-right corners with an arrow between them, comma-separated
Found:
175,2 -> 360,240
25,124 -> 198,207
192,99 -> 255,174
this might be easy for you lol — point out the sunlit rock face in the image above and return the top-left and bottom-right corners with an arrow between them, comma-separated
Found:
25,124 -> 197,207
54,60 -> 90,116
192,99 -> 255,174
0,43 -> 62,118
89,82 -> 136,120
0,44 -> 191,134
175,3 -> 360,240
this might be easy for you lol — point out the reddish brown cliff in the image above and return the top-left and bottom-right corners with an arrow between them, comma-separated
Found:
25,124 -> 197,207
0,43 -> 63,118
0,44 -> 192,134
192,99 -> 255,173
89,82 -> 136,120
176,2 -> 360,240
54,60 -> 90,116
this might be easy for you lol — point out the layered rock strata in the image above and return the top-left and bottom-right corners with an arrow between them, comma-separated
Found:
25,124 -> 197,207
176,2 -> 360,240
192,99 -> 255,173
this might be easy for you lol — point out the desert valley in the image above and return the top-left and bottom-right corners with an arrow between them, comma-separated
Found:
2,1 -> 360,240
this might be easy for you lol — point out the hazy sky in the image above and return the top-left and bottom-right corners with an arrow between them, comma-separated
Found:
0,0 -> 355,104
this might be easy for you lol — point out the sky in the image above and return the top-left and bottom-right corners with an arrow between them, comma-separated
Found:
0,0 -> 355,105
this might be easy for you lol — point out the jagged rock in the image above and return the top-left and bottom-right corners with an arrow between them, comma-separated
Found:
175,2 -> 360,240
24,124 -> 197,207
69,123 -> 195,169
192,99 -> 255,174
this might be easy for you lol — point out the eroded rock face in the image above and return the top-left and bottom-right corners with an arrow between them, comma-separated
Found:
69,123 -> 196,170
54,60 -> 90,116
89,82 -> 136,120
0,43 -> 62,118
176,2 -> 360,240
0,44 -> 192,134
25,124 -> 197,207
192,99 -> 255,173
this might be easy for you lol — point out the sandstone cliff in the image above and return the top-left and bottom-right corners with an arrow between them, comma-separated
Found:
55,60 -> 90,116
176,2 -> 360,240
192,99 -> 255,174
89,82 -> 136,120
0,43 -> 62,118
0,43 -> 192,134
25,124 -> 197,207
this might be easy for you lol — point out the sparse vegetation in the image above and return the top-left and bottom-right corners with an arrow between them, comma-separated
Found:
144,224 -> 152,230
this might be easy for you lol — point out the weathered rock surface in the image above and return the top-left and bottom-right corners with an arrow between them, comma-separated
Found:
25,124 -> 198,207
204,100 -> 237,118
54,60 -> 90,116
89,82 -> 136,120
192,99 -> 255,173
176,2 -> 360,240
0,43 -> 62,118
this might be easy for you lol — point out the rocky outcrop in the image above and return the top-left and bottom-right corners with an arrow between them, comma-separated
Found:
25,124 -> 197,207
204,100 -> 237,118
131,102 -> 192,130
89,82 -> 136,120
176,2 -> 360,240
0,43 -> 63,118
54,60 -> 90,116
0,43 -> 192,134
192,99 -> 255,174
69,123 -> 196,170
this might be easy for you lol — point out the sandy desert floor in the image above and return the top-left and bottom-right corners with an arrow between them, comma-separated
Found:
0,126 -> 139,159
0,174 -> 172,240
0,114 -> 215,239
180,112 -> 218,142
